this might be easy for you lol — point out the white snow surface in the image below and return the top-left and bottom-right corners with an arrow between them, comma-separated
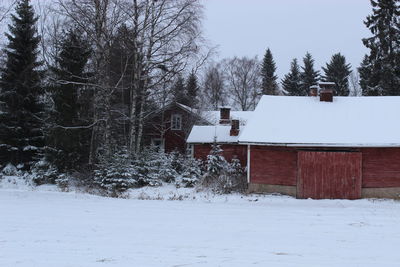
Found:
1,185 -> 400,266
239,95 -> 400,146
187,125 -> 240,143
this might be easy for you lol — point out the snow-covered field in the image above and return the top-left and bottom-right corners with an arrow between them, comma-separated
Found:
1,184 -> 400,266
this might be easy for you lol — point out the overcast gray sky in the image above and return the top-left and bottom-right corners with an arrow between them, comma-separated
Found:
202,0 -> 372,80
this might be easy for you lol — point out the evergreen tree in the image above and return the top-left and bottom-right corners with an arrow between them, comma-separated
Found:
172,75 -> 189,105
322,53 -> 352,96
0,0 -> 44,168
185,71 -> 199,107
358,54 -> 381,96
47,29 -> 92,171
261,48 -> 278,95
300,52 -> 320,94
362,0 -> 400,95
281,58 -> 302,96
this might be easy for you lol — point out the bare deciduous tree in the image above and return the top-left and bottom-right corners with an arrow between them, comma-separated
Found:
203,63 -> 226,110
124,0 -> 205,154
53,0 -> 206,160
224,56 -> 261,111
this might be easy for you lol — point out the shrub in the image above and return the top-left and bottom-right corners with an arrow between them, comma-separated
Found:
30,159 -> 59,185
92,147 -> 203,196
94,149 -> 138,196
201,143 -> 247,194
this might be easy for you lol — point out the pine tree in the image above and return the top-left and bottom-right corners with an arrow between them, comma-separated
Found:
322,53 -> 352,96
362,0 -> 400,95
281,58 -> 302,96
47,29 -> 92,171
172,75 -> 189,105
261,48 -> 278,95
185,71 -> 199,107
0,0 -> 44,168
300,52 -> 320,94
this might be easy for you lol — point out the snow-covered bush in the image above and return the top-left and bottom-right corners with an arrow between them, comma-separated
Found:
94,149 -> 138,196
201,143 -> 247,194
2,163 -> 18,176
92,147 -> 203,196
29,159 -> 60,185
55,174 -> 71,192
175,155 -> 202,188
134,147 -> 176,186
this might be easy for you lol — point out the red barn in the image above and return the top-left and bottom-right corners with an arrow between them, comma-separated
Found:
238,89 -> 400,199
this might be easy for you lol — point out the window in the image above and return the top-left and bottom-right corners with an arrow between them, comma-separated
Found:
171,114 -> 182,130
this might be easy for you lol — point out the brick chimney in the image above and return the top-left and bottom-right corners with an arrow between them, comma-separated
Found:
219,107 -> 231,124
230,119 -> 239,136
319,82 -> 335,91
309,85 -> 319,96
319,82 -> 335,102
320,89 -> 334,102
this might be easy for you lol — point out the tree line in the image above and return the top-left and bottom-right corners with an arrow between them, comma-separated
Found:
0,0 -> 207,172
0,0 -> 399,175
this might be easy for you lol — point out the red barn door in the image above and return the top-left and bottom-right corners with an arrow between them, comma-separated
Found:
297,151 -> 362,199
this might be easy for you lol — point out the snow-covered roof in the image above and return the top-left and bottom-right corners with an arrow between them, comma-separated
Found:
239,95 -> 400,147
201,110 -> 253,125
187,125 -> 240,144
176,102 -> 253,125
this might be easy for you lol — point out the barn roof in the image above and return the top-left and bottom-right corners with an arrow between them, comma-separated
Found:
239,95 -> 400,147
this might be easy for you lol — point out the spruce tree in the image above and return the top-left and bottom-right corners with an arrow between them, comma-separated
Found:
261,48 -> 278,95
48,29 -> 91,171
322,53 -> 352,96
358,55 -> 381,95
300,52 -> 320,95
172,75 -> 189,105
0,0 -> 44,168
281,58 -> 302,96
185,72 -> 199,107
362,0 -> 400,95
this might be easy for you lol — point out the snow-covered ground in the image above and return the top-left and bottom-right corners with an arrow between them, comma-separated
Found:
1,184 -> 400,266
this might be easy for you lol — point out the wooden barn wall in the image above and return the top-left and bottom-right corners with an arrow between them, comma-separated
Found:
361,148 -> 400,188
250,146 -> 297,186
297,151 -> 362,199
193,144 -> 247,167
249,146 -> 400,190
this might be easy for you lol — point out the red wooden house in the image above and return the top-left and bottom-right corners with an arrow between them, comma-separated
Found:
144,102 -> 251,155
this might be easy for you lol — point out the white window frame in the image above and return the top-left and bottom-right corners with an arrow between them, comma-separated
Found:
171,113 -> 182,130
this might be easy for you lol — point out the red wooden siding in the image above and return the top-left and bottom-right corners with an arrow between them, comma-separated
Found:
297,151 -> 362,199
164,130 -> 186,153
144,104 -> 200,153
362,148 -> 400,188
250,146 -> 297,186
193,144 -> 247,167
